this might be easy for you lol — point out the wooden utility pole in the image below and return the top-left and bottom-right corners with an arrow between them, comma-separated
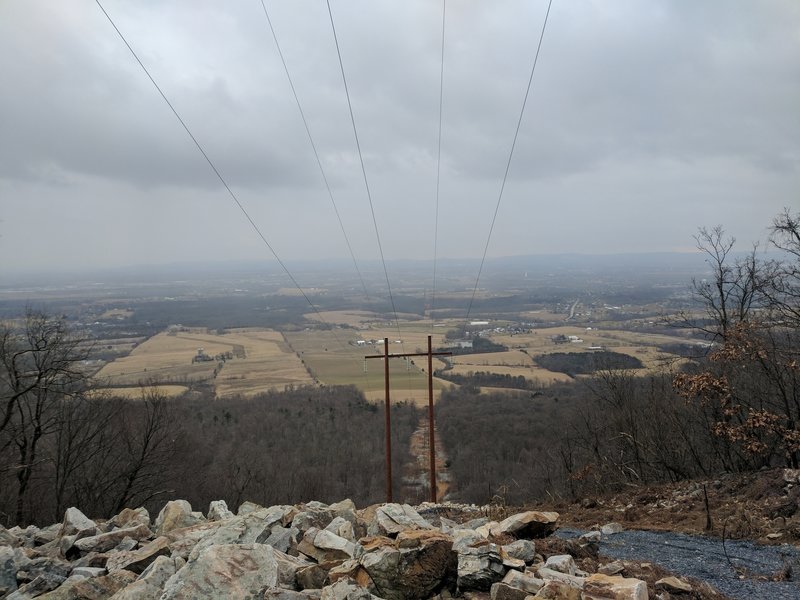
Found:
365,336 -> 451,503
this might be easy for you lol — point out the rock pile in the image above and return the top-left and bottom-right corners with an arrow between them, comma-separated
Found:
0,499 -> 674,599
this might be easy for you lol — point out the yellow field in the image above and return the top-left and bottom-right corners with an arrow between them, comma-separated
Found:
491,325 -> 691,374
451,350 -> 533,367
94,329 -> 312,397
447,363 -> 573,385
91,385 -> 189,399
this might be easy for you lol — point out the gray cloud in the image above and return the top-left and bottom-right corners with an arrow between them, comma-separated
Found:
1,0 -> 798,271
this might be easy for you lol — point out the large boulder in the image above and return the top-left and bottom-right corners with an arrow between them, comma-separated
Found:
105,536 -> 171,574
70,523 -> 152,555
107,508 -> 150,531
359,530 -> 456,600
160,543 -> 282,599
59,508 -> 97,539
207,500 -> 235,521
457,544 -> 506,591
154,500 -> 204,535
502,540 -> 536,564
108,555 -> 184,600
37,570 -> 137,600
298,528 -> 363,563
494,511 -> 559,539
368,504 -> 432,537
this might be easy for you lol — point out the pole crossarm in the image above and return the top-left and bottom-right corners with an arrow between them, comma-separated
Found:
364,350 -> 452,360
364,337 -> 452,503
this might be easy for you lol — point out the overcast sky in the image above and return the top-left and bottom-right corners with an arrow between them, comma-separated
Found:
1,0 -> 798,275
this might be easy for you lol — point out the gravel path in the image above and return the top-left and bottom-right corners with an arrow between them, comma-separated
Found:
557,528 -> 800,600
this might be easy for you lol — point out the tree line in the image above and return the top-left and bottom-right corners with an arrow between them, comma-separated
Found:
438,210 -> 800,504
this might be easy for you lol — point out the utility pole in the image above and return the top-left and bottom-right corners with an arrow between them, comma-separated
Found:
365,336 -> 451,503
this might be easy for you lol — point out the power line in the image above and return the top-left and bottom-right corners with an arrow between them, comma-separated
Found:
258,0 -> 370,301
430,0 -> 446,329
464,0 -> 554,322
325,0 -> 404,345
93,0 -> 353,355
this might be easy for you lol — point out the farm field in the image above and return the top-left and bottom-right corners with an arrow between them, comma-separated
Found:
94,328 -> 312,397
491,325 -> 691,373
283,328 -> 453,406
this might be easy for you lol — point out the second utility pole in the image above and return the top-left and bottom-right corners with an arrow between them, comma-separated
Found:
365,336 -> 451,503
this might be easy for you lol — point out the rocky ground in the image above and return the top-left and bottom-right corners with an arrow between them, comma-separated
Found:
546,468 -> 800,546
1,468 -> 797,600
2,498 -> 710,600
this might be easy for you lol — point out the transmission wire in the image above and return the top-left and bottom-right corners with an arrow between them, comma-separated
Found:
430,0 -> 446,331
94,0 -> 354,360
464,0 -> 554,322
259,0 -> 370,301
325,0 -> 404,347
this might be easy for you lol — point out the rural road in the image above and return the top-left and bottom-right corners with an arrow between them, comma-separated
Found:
557,528 -> 800,600
566,300 -> 579,321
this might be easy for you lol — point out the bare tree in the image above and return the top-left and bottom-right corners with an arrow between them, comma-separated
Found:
0,310 -> 90,524
689,226 -> 766,342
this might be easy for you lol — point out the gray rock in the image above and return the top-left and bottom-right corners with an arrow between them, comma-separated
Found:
60,508 -> 97,539
185,518 -> 248,561
598,560 -> 625,576
240,506 -> 293,543
160,543 -> 282,599
7,571 -> 66,599
325,517 -> 355,542
501,569 -> 544,594
36,570 -> 137,600
0,525 -> 20,547
294,508 -> 335,533
33,524 -> 62,546
579,531 -> 601,543
207,500 -> 235,521
320,580 -> 381,600
544,555 -> 577,576
15,556 -> 71,584
0,546 -> 31,596
534,567 -> 585,589
108,508 -> 150,531
298,528 -> 362,563
264,589 -> 323,600
583,574 -> 647,600
489,582 -> 529,600
106,536 -> 171,574
359,530 -> 456,600
108,556 -> 183,600
113,537 -> 139,552
260,525 -> 301,554
71,523 -> 152,555
529,580 -> 581,600
493,511 -> 559,539
502,540 -> 536,564
237,501 -> 265,516
297,564 -> 329,590
457,544 -> 506,591
600,522 -> 624,535
370,504 -> 432,537
71,567 -> 107,579
461,517 -> 490,530
154,500 -> 203,535
451,529 -> 484,552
